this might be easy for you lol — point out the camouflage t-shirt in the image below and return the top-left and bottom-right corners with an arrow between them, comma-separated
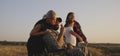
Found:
42,30 -> 59,51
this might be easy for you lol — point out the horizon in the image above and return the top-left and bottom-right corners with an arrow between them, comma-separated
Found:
1,40 -> 120,44
0,0 -> 120,43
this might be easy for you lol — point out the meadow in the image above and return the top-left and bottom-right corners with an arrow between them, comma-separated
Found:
0,45 -> 27,56
89,43 -> 120,56
0,41 -> 120,56
0,41 -> 27,56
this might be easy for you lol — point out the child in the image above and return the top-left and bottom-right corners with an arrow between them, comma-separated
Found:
64,20 -> 83,49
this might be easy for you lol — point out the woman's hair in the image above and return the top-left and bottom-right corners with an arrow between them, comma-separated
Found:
65,19 -> 74,27
64,12 -> 74,27
35,10 -> 56,26
66,12 -> 74,20
42,14 -> 47,19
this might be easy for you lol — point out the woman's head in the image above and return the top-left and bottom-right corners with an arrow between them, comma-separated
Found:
65,12 -> 75,27
46,10 -> 57,25
66,12 -> 74,21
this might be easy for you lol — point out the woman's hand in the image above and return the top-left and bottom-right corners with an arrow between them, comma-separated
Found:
30,24 -> 52,36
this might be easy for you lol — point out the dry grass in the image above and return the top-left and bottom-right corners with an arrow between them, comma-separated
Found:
88,47 -> 105,56
0,45 -> 107,56
0,45 -> 27,56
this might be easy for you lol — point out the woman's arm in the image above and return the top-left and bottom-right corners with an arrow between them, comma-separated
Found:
69,30 -> 83,42
30,24 -> 51,36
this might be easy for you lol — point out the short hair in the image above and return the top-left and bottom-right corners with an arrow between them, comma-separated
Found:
57,17 -> 62,22
46,10 -> 56,19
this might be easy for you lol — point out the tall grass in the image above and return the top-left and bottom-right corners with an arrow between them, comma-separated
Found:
0,46 -> 105,56
88,47 -> 105,56
0,45 -> 105,56
0,45 -> 27,56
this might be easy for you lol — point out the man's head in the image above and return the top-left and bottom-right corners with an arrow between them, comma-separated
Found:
46,10 -> 57,25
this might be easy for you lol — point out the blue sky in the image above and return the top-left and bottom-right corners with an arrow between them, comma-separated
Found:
0,0 -> 120,43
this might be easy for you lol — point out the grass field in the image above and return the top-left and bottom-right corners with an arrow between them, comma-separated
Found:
0,41 -> 120,56
0,45 -> 27,56
89,43 -> 120,56
0,45 -> 105,56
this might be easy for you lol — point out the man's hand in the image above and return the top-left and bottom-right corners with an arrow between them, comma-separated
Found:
60,24 -> 65,33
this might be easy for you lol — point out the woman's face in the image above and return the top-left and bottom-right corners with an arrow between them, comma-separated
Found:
68,14 -> 74,21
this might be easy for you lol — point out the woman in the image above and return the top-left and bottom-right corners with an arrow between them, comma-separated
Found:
27,10 -> 65,56
65,12 -> 82,49
64,19 -> 83,49
64,12 -> 86,56
65,12 -> 88,46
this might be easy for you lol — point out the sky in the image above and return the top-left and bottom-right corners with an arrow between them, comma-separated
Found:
0,0 -> 120,43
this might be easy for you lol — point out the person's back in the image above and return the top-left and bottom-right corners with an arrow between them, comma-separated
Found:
27,19 -> 49,56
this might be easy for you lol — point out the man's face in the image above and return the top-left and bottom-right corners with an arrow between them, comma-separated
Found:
50,15 -> 56,25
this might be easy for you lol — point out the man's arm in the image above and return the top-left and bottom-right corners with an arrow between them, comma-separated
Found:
57,24 -> 65,47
